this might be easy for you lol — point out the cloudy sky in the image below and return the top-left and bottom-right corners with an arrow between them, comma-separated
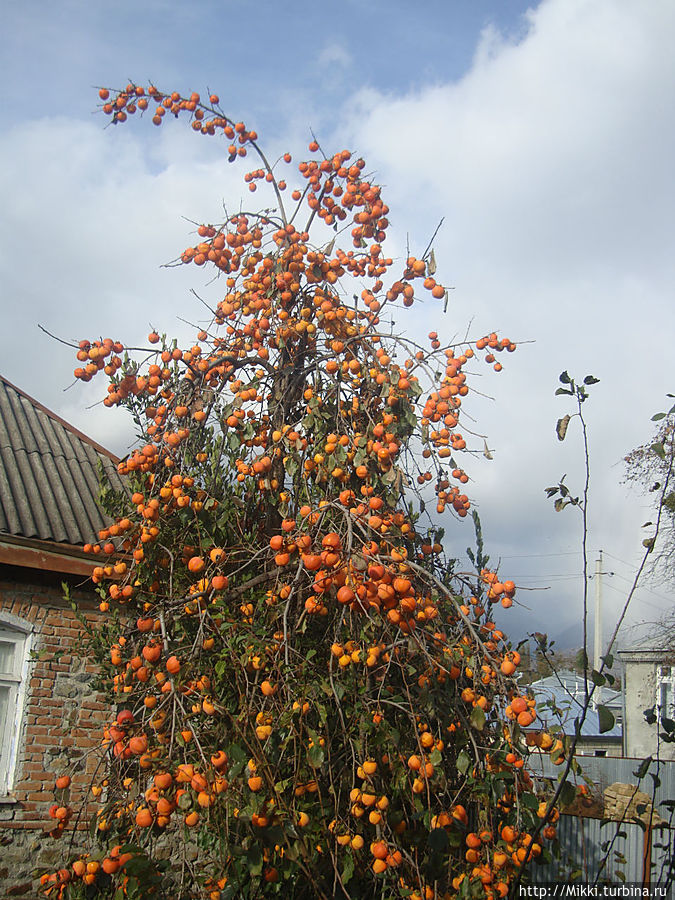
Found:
2,0 -> 674,654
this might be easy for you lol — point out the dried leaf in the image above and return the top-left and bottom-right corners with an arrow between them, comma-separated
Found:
556,415 -> 571,441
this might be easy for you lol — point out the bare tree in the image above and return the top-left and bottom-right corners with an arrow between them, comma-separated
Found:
623,401 -> 675,634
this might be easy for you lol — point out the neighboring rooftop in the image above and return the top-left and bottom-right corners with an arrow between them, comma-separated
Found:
0,375 -> 123,547
618,642 -> 675,657
529,670 -> 623,739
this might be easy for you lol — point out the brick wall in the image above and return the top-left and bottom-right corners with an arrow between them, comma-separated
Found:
0,565 -> 107,898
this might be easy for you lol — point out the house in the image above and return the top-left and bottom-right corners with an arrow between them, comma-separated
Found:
528,669 -> 623,756
0,375 -> 123,896
618,643 -> 675,761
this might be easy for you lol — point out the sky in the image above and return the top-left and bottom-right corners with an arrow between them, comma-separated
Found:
2,0 -> 674,656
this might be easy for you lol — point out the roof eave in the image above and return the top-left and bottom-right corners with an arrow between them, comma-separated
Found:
0,532 -> 95,578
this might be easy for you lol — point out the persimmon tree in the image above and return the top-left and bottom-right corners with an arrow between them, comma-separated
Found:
40,83 -> 561,900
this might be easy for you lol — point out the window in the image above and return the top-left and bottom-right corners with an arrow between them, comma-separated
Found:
656,665 -> 675,723
0,616 -> 32,797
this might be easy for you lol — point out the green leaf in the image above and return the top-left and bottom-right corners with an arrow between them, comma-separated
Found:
652,442 -> 666,460
598,704 -> 615,734
661,715 -> 675,734
427,827 -> 450,853
559,370 -> 571,384
652,412 -> 666,421
583,375 -> 600,385
470,705 -> 485,731
456,750 -> 471,775
353,449 -> 367,467
555,387 -> 573,396
559,780 -> 576,808
341,851 -> 354,885
520,792 -> 539,810
591,670 -> 606,687
307,742 -> 325,768
246,844 -> 263,876
447,829 -> 462,848
265,825 -> 286,846
122,857 -> 150,876
284,457 -> 298,476
177,791 -> 192,810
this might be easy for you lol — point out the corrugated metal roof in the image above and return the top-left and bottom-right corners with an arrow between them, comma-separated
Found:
0,375 -> 124,546
531,670 -> 623,709
531,683 -> 623,738
523,671 -> 623,738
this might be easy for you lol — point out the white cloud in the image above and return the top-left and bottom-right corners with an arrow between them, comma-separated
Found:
317,43 -> 352,69
0,115 -> 250,451
332,0 -> 675,642
1,0 -> 673,648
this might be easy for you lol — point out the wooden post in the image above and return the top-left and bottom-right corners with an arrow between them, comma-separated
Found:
642,820 -> 652,886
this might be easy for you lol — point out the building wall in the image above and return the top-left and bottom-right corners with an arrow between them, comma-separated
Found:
621,649 -> 675,762
574,738 -> 623,757
0,566 -> 107,898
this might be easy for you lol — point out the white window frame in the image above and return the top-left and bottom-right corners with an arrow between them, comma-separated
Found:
0,614 -> 33,798
656,664 -> 675,724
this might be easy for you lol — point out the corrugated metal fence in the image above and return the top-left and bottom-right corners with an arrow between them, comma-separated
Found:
529,756 -> 674,888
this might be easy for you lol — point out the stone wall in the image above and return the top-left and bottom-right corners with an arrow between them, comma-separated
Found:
0,565 -> 107,898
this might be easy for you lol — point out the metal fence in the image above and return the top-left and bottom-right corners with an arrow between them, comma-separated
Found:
528,756 -> 674,888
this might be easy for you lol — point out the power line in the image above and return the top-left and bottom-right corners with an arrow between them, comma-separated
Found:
601,579 -> 667,613
601,549 -> 647,572
498,551 -> 582,559
498,548 -> 674,602
608,571 -> 675,606
508,573 -> 583,580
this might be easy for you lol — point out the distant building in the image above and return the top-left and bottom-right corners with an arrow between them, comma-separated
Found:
528,669 -> 623,757
618,645 -> 675,761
